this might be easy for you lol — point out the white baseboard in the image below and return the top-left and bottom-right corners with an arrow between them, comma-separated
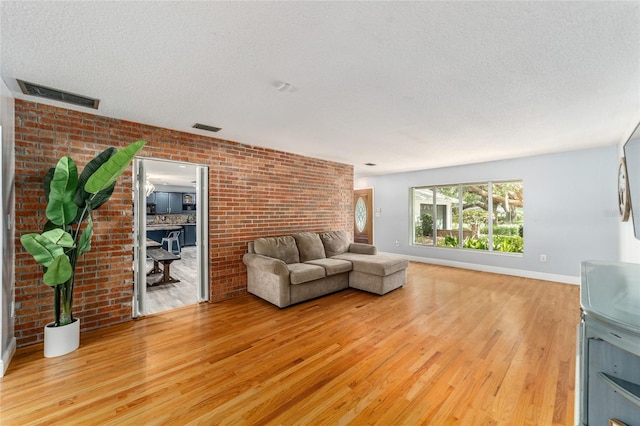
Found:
380,252 -> 579,285
1,335 -> 16,377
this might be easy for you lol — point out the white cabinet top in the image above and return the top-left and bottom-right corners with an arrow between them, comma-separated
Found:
581,260 -> 640,334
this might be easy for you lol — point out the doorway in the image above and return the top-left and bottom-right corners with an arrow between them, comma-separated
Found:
354,188 -> 373,244
132,158 -> 209,316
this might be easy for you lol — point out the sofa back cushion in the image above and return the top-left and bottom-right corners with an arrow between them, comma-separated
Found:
293,232 -> 326,263
319,230 -> 351,257
253,235 -> 300,264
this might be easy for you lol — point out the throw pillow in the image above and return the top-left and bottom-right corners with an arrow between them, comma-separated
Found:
254,235 -> 300,264
293,232 -> 326,263
319,230 -> 351,257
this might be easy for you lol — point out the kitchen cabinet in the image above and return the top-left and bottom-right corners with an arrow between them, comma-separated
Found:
146,230 -> 165,244
182,192 -> 196,213
154,192 -> 168,213
577,260 -> 640,425
183,225 -> 196,246
169,193 -> 183,213
154,192 -> 182,214
146,192 -> 157,215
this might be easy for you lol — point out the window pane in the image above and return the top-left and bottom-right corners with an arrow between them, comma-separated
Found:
492,181 -> 524,253
411,181 -> 524,254
435,186 -> 460,247
461,184 -> 489,250
412,187 -> 435,246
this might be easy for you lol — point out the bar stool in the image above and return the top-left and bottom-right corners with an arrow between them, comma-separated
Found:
162,230 -> 181,256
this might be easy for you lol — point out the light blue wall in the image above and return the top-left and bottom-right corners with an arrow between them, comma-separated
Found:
356,146 -> 619,282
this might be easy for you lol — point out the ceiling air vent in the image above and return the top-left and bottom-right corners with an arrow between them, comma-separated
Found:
192,123 -> 221,133
17,79 -> 100,109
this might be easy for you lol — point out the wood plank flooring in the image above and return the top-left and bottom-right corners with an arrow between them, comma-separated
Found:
146,246 -> 198,315
0,262 -> 580,425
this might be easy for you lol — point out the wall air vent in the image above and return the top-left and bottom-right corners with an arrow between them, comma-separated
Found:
17,79 -> 100,109
192,123 -> 221,133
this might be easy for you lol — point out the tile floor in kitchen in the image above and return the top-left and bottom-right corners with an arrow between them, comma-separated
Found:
146,246 -> 199,314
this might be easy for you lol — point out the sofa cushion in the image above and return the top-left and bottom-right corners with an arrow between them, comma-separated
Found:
305,258 -> 353,276
293,232 -> 326,263
253,235 -> 300,264
287,263 -> 326,285
333,253 -> 409,277
319,230 -> 351,257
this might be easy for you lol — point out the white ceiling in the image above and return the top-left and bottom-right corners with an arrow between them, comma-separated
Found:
143,158 -> 198,189
2,1 -> 639,180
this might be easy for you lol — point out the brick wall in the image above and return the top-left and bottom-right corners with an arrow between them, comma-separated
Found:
14,100 -> 354,346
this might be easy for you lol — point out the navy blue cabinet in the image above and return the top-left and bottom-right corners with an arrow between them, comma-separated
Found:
169,193 -> 182,213
154,192 -> 168,213
154,192 -> 182,214
184,225 -> 196,246
146,230 -> 165,243
146,192 -> 157,215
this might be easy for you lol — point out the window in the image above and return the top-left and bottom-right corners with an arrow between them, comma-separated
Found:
411,180 -> 523,253
491,181 -> 524,253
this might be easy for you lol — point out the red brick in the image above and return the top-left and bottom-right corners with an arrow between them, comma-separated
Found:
14,100 -> 354,347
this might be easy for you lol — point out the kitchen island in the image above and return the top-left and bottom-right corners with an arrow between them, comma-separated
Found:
147,224 -> 183,248
146,223 -> 197,248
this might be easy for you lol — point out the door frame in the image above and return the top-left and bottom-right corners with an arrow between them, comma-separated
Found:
132,157 -> 209,317
354,187 -> 374,245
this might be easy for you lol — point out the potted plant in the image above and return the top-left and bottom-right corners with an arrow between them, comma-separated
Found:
20,140 -> 146,357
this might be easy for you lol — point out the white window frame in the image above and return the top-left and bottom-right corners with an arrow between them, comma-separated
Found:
410,180 -> 523,254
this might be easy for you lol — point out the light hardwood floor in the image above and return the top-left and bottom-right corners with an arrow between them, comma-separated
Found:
146,246 -> 198,315
0,262 -> 579,425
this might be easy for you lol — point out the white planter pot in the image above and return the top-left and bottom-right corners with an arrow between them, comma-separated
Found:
44,318 -> 80,358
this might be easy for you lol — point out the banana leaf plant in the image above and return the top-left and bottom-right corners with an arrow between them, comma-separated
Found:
20,140 -> 146,327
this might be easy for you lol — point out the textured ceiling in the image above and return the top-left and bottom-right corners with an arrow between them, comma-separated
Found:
2,1 -> 639,179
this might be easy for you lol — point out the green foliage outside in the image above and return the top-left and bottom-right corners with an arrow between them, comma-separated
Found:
442,234 -> 458,247
438,234 -> 523,253
413,181 -> 524,254
493,235 -> 524,253
492,224 -> 521,236
415,224 -> 422,239
421,214 -> 433,237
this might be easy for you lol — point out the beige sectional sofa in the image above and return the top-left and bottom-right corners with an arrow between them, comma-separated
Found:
243,230 -> 409,308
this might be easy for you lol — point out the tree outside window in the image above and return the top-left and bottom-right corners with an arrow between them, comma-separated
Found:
492,181 -> 523,253
411,180 -> 523,253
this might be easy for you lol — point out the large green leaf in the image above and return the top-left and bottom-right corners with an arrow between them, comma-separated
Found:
85,183 -> 115,211
20,233 -> 65,267
43,167 -> 55,202
74,147 -> 117,210
85,140 -> 146,194
77,217 -> 93,257
41,228 -> 75,248
45,157 -> 79,225
43,255 -> 73,286
43,220 -> 64,233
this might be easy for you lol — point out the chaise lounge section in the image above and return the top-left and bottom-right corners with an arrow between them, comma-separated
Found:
243,230 -> 408,308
